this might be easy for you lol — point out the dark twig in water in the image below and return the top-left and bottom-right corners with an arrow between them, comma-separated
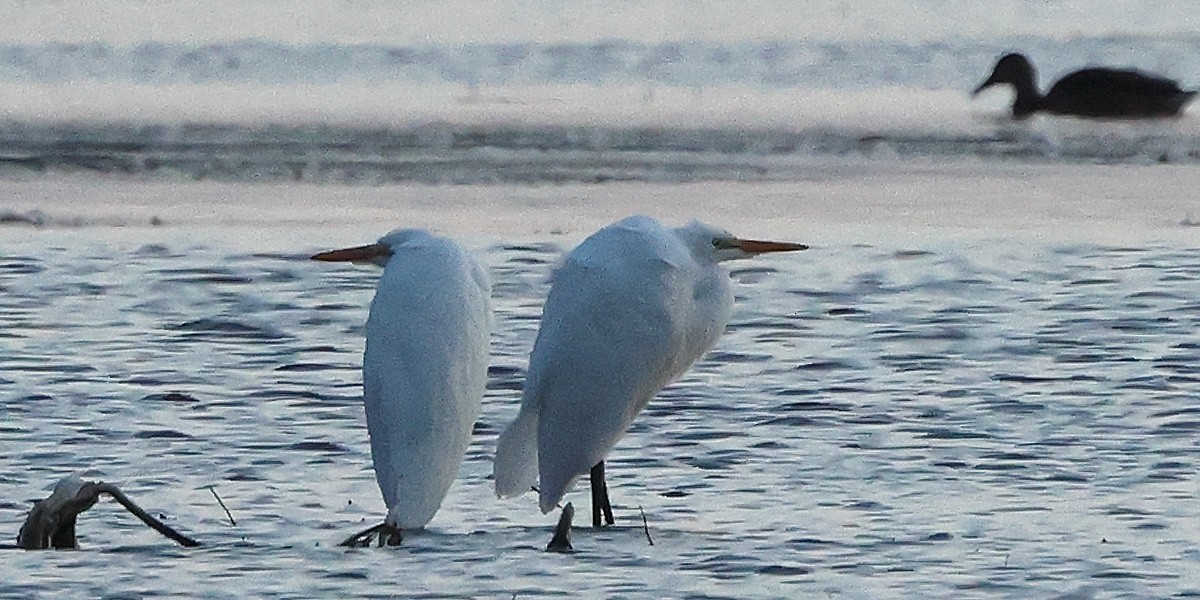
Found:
205,485 -> 236,526
639,506 -> 654,546
546,502 -> 574,553
16,475 -> 200,549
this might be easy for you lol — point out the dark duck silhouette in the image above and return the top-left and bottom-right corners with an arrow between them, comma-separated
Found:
973,52 -> 1197,119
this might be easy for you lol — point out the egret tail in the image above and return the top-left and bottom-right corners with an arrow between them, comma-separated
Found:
493,406 -> 539,499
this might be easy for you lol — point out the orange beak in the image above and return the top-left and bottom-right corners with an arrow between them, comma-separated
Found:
310,243 -> 392,262
735,239 -> 809,254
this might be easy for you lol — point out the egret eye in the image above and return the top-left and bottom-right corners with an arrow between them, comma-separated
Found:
711,238 -> 721,248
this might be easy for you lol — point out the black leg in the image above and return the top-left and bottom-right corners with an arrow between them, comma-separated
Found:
589,461 -> 615,528
589,463 -> 601,527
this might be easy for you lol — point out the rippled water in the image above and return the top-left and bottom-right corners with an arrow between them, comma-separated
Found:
1,203 -> 1197,598
5,25 -> 1200,183
8,118 -> 1200,187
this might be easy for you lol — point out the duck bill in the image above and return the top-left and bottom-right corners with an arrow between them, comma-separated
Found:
735,239 -> 809,254
310,243 -> 392,262
972,78 -> 997,97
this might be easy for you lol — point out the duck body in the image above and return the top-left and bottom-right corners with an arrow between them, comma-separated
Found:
975,52 -> 1197,119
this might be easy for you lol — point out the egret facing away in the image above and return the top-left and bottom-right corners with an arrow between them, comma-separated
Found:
312,229 -> 491,546
493,215 -> 807,531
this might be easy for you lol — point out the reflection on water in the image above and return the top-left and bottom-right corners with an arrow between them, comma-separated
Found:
0,230 -> 1198,598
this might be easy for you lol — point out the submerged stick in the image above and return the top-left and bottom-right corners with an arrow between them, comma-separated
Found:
545,502 -> 574,553
16,475 -> 200,550
639,506 -> 654,546
205,485 -> 236,526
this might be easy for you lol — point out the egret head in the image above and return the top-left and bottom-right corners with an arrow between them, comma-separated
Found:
310,229 -> 433,267
678,221 -> 808,263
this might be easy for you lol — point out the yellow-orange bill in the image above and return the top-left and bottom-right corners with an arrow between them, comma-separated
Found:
735,239 -> 809,254
310,243 -> 392,262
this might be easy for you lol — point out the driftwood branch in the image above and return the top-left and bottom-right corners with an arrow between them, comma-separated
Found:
16,475 -> 201,550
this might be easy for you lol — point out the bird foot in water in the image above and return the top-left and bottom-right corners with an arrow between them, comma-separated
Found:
545,502 -> 575,553
338,522 -> 403,548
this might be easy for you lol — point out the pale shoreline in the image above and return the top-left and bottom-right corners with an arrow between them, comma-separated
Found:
0,160 -> 1197,250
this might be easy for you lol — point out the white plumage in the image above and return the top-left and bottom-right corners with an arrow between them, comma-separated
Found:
493,215 -> 805,520
314,229 -> 491,531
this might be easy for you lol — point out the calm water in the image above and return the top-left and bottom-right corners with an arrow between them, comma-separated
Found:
1,212 -> 1198,598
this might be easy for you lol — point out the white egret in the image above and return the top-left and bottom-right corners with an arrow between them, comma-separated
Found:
493,215 -> 806,530
312,229 -> 491,546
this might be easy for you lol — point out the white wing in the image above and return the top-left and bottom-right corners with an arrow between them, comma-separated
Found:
363,234 -> 491,529
501,217 -> 719,512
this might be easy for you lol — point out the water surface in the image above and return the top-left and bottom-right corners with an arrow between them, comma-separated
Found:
1,202 -> 1197,598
